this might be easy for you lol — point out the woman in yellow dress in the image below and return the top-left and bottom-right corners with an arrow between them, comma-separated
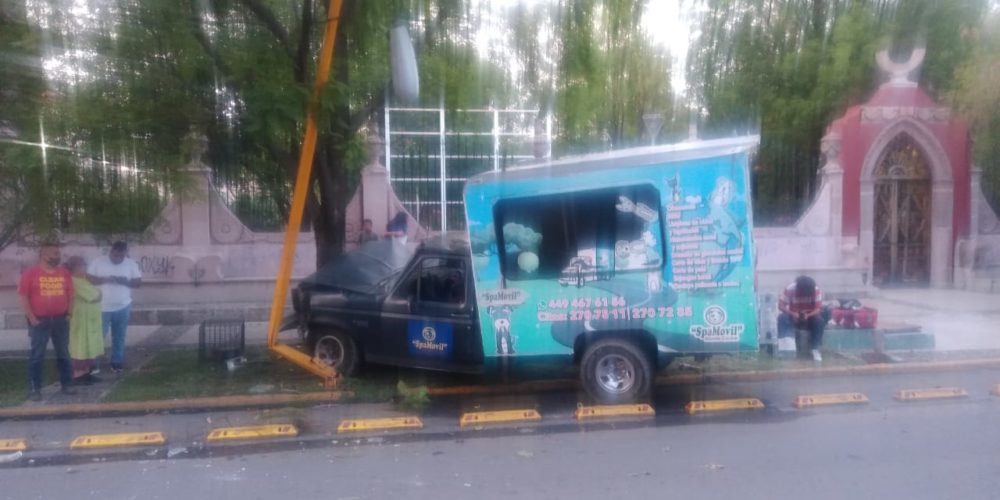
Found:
67,256 -> 104,384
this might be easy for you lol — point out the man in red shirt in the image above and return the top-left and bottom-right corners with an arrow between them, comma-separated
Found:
778,275 -> 825,362
18,243 -> 76,400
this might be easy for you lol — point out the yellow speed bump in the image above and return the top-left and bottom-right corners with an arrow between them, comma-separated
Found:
793,392 -> 869,409
895,387 -> 968,402
206,424 -> 299,443
574,404 -> 655,421
337,416 -> 423,434
459,409 -> 541,428
685,398 -> 764,415
70,432 -> 166,450
0,438 -> 28,452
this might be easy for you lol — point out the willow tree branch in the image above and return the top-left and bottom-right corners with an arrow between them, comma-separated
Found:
237,0 -> 296,62
293,0 -> 313,84
187,0 -> 229,75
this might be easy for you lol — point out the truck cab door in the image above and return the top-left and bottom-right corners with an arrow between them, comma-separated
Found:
382,256 -> 481,371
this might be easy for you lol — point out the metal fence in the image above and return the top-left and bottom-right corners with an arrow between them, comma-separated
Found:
384,107 -> 550,232
211,164 -> 290,233
41,150 -> 169,235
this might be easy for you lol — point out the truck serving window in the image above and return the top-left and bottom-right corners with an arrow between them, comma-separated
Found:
494,184 -> 664,281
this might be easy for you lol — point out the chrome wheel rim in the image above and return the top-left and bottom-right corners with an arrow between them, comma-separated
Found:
596,353 -> 635,394
315,335 -> 345,368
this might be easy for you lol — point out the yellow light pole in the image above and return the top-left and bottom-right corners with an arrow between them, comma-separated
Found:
264,2 -> 420,387
265,0 -> 344,386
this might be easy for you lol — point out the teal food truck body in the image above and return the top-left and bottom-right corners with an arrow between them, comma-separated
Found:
464,136 -> 760,402
288,136 -> 760,404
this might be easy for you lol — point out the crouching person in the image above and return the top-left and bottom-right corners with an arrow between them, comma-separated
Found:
777,275 -> 826,362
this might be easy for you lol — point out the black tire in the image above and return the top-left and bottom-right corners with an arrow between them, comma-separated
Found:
309,330 -> 360,377
580,337 -> 653,404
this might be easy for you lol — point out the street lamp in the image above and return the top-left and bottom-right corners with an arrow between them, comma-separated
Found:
390,20 -> 419,104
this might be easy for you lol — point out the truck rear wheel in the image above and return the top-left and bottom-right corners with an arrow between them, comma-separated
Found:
309,331 -> 359,377
580,337 -> 653,404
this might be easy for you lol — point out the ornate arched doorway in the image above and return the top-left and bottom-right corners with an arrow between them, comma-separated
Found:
872,135 -> 932,285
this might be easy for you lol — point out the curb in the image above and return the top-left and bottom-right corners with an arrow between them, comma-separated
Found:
681,357 -> 1000,384
0,391 -> 351,420
427,357 -> 1000,398
3,357 -> 999,421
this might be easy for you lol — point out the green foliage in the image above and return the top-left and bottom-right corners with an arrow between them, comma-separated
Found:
0,3 -> 44,250
0,2 -> 191,245
553,0 -> 673,153
952,12 -> 1000,211
0,358 -> 56,407
6,0 -> 681,254
395,379 -> 431,412
106,347 -> 330,403
688,0 -> 992,223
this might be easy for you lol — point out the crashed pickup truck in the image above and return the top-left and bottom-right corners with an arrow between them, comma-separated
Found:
285,136 -> 760,403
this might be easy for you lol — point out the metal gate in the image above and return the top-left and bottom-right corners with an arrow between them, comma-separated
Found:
384,107 -> 549,232
873,135 -> 931,285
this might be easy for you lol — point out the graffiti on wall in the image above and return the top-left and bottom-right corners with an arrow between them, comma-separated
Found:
139,255 -> 176,279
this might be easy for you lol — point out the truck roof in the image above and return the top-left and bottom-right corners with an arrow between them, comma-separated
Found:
466,135 -> 759,186
418,234 -> 471,257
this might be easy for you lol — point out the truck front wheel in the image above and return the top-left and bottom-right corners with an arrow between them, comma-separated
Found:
309,331 -> 359,377
580,338 -> 653,404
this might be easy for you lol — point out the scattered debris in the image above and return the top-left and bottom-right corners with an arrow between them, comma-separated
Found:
248,384 -> 275,394
226,356 -> 248,372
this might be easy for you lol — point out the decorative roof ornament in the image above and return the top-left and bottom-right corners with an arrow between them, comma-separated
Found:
181,125 -> 209,168
876,46 -> 925,88
362,118 -> 387,173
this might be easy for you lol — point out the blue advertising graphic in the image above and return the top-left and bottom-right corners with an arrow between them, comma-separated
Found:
407,320 -> 454,358
464,142 -> 758,358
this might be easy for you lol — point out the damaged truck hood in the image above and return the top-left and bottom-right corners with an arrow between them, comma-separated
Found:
300,239 -> 414,296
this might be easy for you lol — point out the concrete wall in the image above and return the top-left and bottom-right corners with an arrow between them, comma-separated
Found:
751,135 -> 870,297
0,133 -> 437,327
754,228 -> 869,296
0,152 -> 319,323
953,167 -> 1000,294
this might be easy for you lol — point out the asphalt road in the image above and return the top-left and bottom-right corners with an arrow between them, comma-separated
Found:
2,368 -> 1000,500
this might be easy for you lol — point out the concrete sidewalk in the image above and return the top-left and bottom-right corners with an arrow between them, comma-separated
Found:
1,287 -> 998,354
0,322 -> 275,355
865,288 -> 1000,351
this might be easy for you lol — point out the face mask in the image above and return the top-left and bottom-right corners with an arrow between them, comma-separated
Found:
46,257 -> 61,267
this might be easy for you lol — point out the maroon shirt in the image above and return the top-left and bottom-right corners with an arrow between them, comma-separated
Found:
779,282 -> 822,314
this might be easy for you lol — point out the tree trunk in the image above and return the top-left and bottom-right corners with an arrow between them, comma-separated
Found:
313,143 -> 346,266
310,0 -> 354,267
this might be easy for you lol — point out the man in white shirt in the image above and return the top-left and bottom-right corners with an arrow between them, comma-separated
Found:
87,241 -> 142,373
